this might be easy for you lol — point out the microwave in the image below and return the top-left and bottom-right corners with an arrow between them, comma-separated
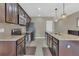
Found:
11,28 -> 22,35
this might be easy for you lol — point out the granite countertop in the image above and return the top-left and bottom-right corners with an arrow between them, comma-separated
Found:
46,32 -> 79,41
0,34 -> 24,41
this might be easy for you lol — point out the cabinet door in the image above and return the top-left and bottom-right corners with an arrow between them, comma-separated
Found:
17,44 -> 21,56
20,41 -> 25,55
45,32 -> 48,45
17,38 -> 25,56
18,6 -> 26,25
6,3 -> 18,24
47,34 -> 50,46
0,3 -> 5,23
49,36 -> 53,55
46,33 -> 51,47
52,38 -> 59,56
17,41 -> 24,56
11,3 -> 18,24
6,3 -> 13,23
49,36 -> 53,48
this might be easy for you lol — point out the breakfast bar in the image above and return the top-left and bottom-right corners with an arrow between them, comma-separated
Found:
45,32 -> 79,56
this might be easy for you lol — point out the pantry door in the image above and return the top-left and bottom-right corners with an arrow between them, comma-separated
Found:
46,20 -> 54,33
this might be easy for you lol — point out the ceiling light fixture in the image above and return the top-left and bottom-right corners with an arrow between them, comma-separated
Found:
54,8 -> 58,22
38,15 -> 40,16
38,8 -> 41,10
61,3 -> 66,18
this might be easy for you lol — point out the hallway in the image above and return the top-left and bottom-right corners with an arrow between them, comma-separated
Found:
25,38 -> 52,56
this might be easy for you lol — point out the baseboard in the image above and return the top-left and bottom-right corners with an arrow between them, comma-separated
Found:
35,37 -> 45,39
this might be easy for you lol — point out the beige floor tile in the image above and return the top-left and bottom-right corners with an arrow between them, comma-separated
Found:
26,38 -> 48,56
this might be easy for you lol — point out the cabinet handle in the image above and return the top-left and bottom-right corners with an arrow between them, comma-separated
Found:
66,44 -> 71,48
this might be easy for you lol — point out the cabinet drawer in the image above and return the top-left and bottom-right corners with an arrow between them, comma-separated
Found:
17,37 -> 24,45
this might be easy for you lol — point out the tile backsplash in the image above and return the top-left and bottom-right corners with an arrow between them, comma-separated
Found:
0,23 -> 26,35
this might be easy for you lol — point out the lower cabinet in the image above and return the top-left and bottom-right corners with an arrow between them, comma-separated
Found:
52,37 -> 59,56
17,41 -> 25,55
45,32 -> 61,56
17,44 -> 22,55
45,32 -> 51,47
48,34 -> 53,55
16,38 -> 25,56
45,32 -> 55,56
59,41 -> 79,56
45,32 -> 79,56
0,37 -> 25,56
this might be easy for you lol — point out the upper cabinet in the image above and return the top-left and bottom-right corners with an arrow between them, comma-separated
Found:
18,5 -> 26,26
6,3 -> 18,24
0,3 -> 5,23
0,3 -> 31,25
18,4 -> 31,26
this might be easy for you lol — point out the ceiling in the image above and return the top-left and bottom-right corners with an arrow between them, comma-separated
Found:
19,3 -> 79,18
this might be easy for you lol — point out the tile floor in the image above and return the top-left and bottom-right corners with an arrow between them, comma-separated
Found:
26,38 -> 49,56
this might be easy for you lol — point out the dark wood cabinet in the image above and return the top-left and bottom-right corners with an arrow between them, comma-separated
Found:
45,32 -> 59,56
45,32 -> 79,56
18,4 -> 31,26
45,32 -> 50,46
17,41 -> 25,55
0,3 -> 31,25
0,36 -> 25,56
45,32 -> 53,55
0,3 -> 5,23
52,37 -> 59,56
48,34 -> 53,48
18,5 -> 26,26
17,43 -> 22,55
16,37 -> 25,56
6,3 -> 18,24
59,41 -> 79,56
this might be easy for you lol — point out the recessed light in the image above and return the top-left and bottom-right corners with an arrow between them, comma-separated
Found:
54,19 -> 58,22
38,8 -> 41,10
38,15 -> 40,16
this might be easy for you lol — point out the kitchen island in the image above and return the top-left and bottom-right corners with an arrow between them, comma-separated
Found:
45,32 -> 79,56
0,34 -> 25,56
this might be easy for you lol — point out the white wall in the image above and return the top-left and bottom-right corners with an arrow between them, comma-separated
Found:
46,20 -> 54,33
31,17 -> 54,37
55,11 -> 79,33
